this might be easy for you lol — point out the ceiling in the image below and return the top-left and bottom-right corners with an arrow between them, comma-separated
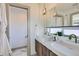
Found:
45,3 -> 79,11
21,3 -> 79,13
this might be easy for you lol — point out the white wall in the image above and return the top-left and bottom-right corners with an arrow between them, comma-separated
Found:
21,4 -> 45,55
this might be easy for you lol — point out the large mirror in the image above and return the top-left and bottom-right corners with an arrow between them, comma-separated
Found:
45,3 -> 79,27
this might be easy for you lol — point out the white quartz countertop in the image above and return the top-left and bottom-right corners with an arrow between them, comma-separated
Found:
36,35 -> 79,56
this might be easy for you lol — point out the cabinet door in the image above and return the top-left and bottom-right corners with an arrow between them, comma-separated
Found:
42,46 -> 49,56
35,40 -> 57,56
35,40 -> 43,56
38,43 -> 43,56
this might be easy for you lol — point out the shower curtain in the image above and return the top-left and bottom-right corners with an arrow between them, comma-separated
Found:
0,4 -> 12,56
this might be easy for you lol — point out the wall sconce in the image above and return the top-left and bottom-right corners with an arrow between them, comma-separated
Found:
43,4 -> 46,15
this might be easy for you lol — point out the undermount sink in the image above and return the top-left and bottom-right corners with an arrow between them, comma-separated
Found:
60,36 -> 79,45
50,39 -> 79,55
44,35 -> 79,53
57,40 -> 79,50
66,38 -> 79,44
38,35 -> 79,55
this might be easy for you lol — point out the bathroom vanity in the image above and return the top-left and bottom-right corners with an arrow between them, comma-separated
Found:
35,35 -> 79,56
35,39 -> 57,56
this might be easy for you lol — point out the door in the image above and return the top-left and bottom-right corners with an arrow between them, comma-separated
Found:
9,5 -> 28,49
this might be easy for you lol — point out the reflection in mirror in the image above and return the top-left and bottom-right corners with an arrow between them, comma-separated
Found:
49,7 -> 64,27
50,28 -> 62,34
63,29 -> 79,37
45,26 -> 79,37
46,27 -> 63,36
54,16 -> 63,27
45,3 -> 79,27
71,12 -> 79,26
47,14 -> 64,27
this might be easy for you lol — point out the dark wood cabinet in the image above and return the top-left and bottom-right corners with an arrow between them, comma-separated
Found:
35,40 -> 43,56
35,40 -> 57,56
42,45 -> 49,56
49,50 -> 57,56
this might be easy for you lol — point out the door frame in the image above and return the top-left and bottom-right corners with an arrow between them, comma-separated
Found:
6,3 -> 31,56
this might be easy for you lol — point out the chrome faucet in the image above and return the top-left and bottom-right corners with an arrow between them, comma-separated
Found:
69,34 -> 77,43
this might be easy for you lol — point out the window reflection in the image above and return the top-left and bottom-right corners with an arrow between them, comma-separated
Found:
63,29 -> 79,36
46,26 -> 79,36
72,13 -> 79,26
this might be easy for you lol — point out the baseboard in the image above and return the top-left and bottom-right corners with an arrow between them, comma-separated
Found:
30,52 -> 37,56
30,53 -> 37,56
12,46 -> 27,51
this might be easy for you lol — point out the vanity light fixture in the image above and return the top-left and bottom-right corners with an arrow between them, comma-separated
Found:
43,4 -> 47,15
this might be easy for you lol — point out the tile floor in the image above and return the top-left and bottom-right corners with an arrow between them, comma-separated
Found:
12,47 -> 27,56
